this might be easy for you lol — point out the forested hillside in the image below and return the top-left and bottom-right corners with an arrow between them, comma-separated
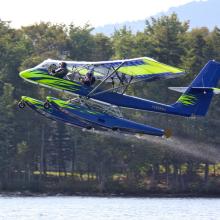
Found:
0,13 -> 220,195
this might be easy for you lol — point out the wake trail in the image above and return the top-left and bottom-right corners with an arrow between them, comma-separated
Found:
136,135 -> 220,163
87,129 -> 220,163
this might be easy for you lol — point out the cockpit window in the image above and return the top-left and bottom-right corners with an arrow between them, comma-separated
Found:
35,61 -> 49,69
35,60 -> 59,69
48,64 -> 58,73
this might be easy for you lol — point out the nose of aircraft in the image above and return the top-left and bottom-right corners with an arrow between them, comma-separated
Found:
19,69 -> 30,79
46,96 -> 54,103
21,96 -> 27,101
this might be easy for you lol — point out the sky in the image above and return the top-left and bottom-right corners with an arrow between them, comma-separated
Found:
0,0 -> 203,28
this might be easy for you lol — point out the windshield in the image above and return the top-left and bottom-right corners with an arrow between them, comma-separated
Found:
35,59 -> 60,69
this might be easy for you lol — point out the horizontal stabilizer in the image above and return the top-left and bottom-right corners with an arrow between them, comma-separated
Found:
213,88 -> 220,94
169,87 -> 188,93
169,87 -> 220,95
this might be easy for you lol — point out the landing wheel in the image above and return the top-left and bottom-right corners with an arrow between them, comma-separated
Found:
112,127 -> 118,131
18,101 -> 25,109
86,126 -> 92,130
44,101 -> 51,109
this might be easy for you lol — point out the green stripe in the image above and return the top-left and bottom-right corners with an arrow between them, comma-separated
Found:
47,96 -> 100,115
178,94 -> 197,106
20,69 -> 81,92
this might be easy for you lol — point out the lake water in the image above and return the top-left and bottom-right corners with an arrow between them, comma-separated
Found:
0,196 -> 219,220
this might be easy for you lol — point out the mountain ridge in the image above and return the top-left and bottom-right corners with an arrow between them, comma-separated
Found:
93,0 -> 219,36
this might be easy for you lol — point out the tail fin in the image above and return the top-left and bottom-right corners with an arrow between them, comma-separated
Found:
172,60 -> 220,116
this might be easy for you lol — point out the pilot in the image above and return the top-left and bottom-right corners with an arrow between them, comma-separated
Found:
52,62 -> 68,78
82,69 -> 96,86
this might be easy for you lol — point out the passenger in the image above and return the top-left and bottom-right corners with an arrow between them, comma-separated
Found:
82,69 -> 96,86
52,62 -> 68,78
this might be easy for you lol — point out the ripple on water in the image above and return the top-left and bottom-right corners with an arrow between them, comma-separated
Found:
0,197 -> 219,220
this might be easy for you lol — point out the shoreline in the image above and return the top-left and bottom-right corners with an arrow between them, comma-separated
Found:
0,191 -> 220,198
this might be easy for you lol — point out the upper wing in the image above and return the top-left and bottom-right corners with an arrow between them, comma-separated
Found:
37,57 -> 185,82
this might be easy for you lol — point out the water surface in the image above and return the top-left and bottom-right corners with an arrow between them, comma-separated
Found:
0,196 -> 219,220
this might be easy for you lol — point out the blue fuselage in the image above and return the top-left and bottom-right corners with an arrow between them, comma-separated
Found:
47,97 -> 165,137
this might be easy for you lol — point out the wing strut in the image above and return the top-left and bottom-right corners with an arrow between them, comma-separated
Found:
87,61 -> 125,98
121,76 -> 133,94
88,76 -> 150,97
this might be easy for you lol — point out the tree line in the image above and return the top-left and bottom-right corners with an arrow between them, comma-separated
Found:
0,13 -> 220,195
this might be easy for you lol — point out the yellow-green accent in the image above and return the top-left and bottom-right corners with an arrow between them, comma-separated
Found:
177,94 -> 197,106
20,69 -> 81,93
22,96 -> 41,106
47,96 -> 101,115
21,96 -> 47,111
118,58 -> 184,76
78,68 -> 103,77
213,88 -> 220,94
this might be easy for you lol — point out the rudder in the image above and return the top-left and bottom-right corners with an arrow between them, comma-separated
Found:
172,60 -> 220,116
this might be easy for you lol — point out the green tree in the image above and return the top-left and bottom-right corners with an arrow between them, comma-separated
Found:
68,24 -> 94,60
0,83 -> 16,189
21,22 -> 68,60
112,26 -> 136,59
92,33 -> 113,61
144,13 -> 189,66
